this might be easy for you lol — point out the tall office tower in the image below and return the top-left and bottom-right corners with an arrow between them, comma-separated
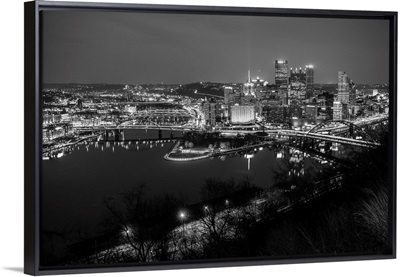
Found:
305,65 -> 314,97
224,86 -> 234,105
338,71 -> 350,104
333,101 -> 343,120
289,67 -> 306,84
348,79 -> 356,105
275,60 -> 289,88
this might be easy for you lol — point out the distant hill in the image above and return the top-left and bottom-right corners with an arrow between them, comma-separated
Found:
173,82 -> 224,99
43,82 -> 226,99
43,83 -> 125,92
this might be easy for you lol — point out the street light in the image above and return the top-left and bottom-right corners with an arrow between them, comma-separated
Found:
204,205 -> 210,216
225,199 -> 230,207
178,211 -> 187,239
123,226 -> 132,237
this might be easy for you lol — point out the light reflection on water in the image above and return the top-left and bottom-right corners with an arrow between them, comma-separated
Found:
41,129 -> 339,233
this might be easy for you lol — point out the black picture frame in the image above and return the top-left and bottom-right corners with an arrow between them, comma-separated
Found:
24,0 -> 397,275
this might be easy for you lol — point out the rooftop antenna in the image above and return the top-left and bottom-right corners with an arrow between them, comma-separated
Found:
248,70 -> 251,82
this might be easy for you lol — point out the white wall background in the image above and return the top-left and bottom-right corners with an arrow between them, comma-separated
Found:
0,0 -> 398,276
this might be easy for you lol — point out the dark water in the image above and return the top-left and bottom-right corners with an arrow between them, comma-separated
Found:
41,129 -> 323,234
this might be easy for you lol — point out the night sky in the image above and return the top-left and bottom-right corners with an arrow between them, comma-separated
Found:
42,10 -> 390,85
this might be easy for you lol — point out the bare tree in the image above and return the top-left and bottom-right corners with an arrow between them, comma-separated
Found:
103,184 -> 184,262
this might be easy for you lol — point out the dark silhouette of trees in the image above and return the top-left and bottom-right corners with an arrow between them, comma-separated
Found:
259,131 -> 392,256
193,177 -> 261,258
102,184 -> 185,263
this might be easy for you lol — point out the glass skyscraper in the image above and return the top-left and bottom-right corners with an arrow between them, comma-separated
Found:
275,60 -> 289,88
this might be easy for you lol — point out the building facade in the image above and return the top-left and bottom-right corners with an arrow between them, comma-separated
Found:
305,65 -> 314,98
203,99 -> 217,126
224,86 -> 234,105
275,60 -> 289,88
290,67 -> 306,84
230,105 -> 255,124
338,71 -> 350,104
333,101 -> 343,120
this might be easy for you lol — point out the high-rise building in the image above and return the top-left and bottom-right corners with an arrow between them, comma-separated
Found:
224,86 -> 234,105
338,71 -> 356,106
349,81 -> 356,106
338,71 -> 350,104
305,65 -> 314,98
333,101 -> 343,120
289,67 -> 306,84
275,60 -> 289,88
288,65 -> 314,99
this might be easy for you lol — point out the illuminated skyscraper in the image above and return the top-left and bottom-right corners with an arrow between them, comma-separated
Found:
223,86 -> 234,105
338,71 -> 350,104
275,60 -> 289,88
288,64 -> 314,98
305,65 -> 314,97
289,67 -> 306,84
338,71 -> 356,107
333,101 -> 343,120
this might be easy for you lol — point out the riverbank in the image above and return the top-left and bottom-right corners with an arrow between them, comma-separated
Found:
164,139 -> 276,162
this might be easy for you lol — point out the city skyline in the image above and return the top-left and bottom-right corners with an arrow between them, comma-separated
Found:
42,11 -> 389,85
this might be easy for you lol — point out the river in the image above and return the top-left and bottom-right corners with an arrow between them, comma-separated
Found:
41,129 -> 336,235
